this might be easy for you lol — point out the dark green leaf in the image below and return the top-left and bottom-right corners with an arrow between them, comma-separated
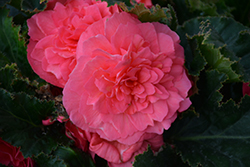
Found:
34,153 -> 67,167
224,0 -> 250,26
159,4 -> 178,31
124,3 -> 171,23
11,78 -> 36,95
187,0 -> 218,16
0,8 -> 34,78
103,0 -> 132,7
133,145 -> 189,167
0,0 -> 10,7
0,89 -> 61,157
178,16 -> 250,81
191,70 -> 227,112
21,0 -> 46,12
165,96 -> 250,167
0,64 -> 17,91
53,146 -> 95,167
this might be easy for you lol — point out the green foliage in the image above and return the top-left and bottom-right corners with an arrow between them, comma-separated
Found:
34,146 -> 96,167
162,68 -> 250,167
0,8 -> 35,78
0,63 -> 36,94
178,16 -> 250,82
170,0 -> 233,24
34,153 -> 67,167
120,3 -> 177,29
224,0 -> 250,27
21,0 -> 47,12
164,95 -> 250,167
0,0 -> 10,7
0,89 -> 65,158
133,145 -> 189,167
53,146 -> 96,167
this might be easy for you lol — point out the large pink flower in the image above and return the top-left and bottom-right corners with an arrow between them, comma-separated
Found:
63,12 -> 192,145
65,121 -> 163,167
0,138 -> 33,167
27,0 -> 119,87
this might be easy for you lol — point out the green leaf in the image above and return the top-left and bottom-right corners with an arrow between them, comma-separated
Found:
191,70 -> 228,112
0,64 -> 17,91
164,69 -> 250,167
165,96 -> 250,167
224,0 -> 250,26
103,0 -> 132,7
21,0 -> 47,12
133,145 -> 189,167
53,146 -> 95,167
187,0 -> 218,16
177,28 -> 207,75
0,0 -> 10,7
159,4 -> 178,31
11,78 -> 36,95
0,63 -> 35,94
0,8 -> 34,78
178,16 -> 250,81
0,89 -> 62,157
123,3 -> 171,23
34,153 -> 67,167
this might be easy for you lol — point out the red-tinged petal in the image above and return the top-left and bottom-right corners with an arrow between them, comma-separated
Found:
243,82 -> 250,95
42,118 -> 55,126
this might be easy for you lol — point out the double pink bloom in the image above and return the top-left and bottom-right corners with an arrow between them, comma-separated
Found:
27,0 -> 192,166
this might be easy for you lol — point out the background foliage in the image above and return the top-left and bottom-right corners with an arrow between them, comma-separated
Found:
0,0 -> 250,166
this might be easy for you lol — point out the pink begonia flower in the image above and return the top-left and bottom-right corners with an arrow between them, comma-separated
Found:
42,115 -> 68,125
65,121 -> 90,152
27,0 -> 119,88
243,83 -> 250,96
65,121 -> 163,166
0,138 -> 34,167
134,0 -> 153,8
63,12 -> 192,145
